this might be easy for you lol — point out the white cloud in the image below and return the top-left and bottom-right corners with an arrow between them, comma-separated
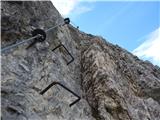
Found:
51,0 -> 78,16
51,0 -> 92,16
51,0 -> 152,16
71,4 -> 93,15
133,27 -> 160,66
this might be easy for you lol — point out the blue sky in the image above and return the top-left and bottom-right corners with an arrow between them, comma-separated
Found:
51,0 -> 160,66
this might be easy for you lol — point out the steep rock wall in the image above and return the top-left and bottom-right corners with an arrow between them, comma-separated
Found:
1,1 -> 94,120
80,35 -> 160,120
1,1 -> 160,120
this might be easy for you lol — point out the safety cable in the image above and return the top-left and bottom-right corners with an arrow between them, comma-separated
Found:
70,20 -> 79,29
1,17 -> 79,106
1,22 -> 64,53
1,35 -> 40,52
45,22 -> 63,32
70,21 -> 76,27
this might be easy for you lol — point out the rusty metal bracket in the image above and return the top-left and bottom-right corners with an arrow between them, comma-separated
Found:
52,44 -> 74,65
40,82 -> 81,107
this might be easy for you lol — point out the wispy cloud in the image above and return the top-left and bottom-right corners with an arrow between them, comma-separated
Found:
133,27 -> 160,66
51,0 -> 93,16
51,0 -> 78,16
71,4 -> 93,15
51,0 -> 150,17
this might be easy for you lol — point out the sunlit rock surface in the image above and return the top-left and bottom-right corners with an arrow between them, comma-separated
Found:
1,1 -> 160,120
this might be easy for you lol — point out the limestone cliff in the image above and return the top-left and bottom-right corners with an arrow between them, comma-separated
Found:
1,1 -> 160,120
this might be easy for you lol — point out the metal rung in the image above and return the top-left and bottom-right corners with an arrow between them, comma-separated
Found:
40,82 -> 81,107
52,44 -> 74,65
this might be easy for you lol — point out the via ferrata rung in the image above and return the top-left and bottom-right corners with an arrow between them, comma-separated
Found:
40,81 -> 81,107
52,43 -> 74,65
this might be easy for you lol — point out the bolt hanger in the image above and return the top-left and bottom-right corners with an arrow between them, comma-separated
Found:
1,18 -> 71,52
26,29 -> 46,49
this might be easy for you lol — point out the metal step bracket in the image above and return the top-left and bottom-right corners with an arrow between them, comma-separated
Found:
52,44 -> 74,65
40,81 -> 81,107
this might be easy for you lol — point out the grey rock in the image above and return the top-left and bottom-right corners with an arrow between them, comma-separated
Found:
81,37 -> 160,120
1,1 -> 160,120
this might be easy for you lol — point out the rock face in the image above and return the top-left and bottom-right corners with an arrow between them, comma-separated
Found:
1,1 -> 160,120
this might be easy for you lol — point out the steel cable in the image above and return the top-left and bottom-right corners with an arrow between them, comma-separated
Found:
1,22 -> 64,53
